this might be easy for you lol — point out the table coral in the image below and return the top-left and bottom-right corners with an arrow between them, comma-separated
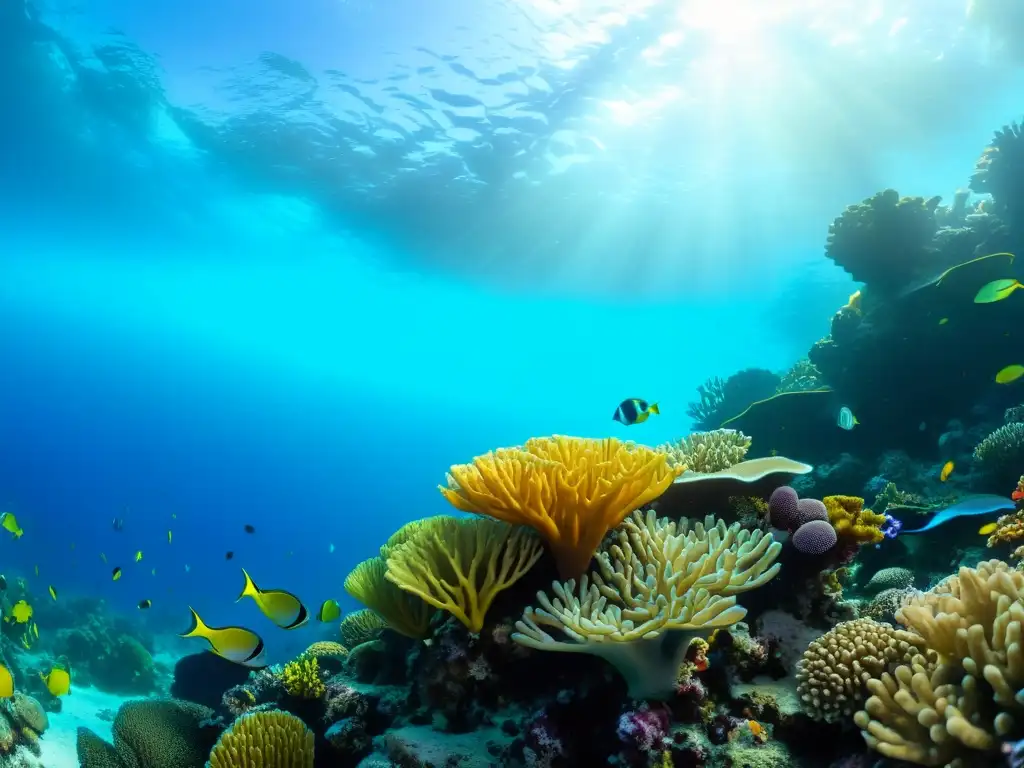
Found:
657,429 -> 752,473
854,560 -> 1024,765
439,435 -> 682,579
824,495 -> 886,545
795,618 -> 926,722
511,510 -> 781,700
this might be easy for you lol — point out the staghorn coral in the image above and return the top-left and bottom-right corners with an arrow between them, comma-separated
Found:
686,369 -> 780,430
795,617 -> 926,722
511,510 -> 782,699
279,657 -> 325,700
208,709 -> 314,768
824,188 -> 941,293
339,609 -> 388,648
854,560 -> 1024,765
439,435 -> 683,579
973,423 -> 1024,474
657,429 -> 752,473
824,495 -> 886,545
344,556 -> 434,640
384,515 -> 543,632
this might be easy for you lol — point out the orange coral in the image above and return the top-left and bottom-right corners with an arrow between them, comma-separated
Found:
439,436 -> 683,579
985,511 -> 1024,550
823,495 -> 886,545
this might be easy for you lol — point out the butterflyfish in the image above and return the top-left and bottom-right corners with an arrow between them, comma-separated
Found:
179,608 -> 267,666
996,364 -> 1024,385
979,522 -> 999,535
974,278 -> 1023,304
0,513 -> 23,539
40,666 -> 71,697
612,398 -> 660,426
317,599 -> 342,623
0,664 -> 12,697
237,568 -> 309,630
11,601 -> 32,624
940,461 -> 955,482
48,585 -> 57,601
135,550 -> 143,563
112,567 -> 122,581
138,599 -> 152,610
837,406 -> 859,430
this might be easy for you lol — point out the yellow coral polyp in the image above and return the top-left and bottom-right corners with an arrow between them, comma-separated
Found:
279,657 -> 325,700
823,495 -> 886,545
208,709 -> 314,768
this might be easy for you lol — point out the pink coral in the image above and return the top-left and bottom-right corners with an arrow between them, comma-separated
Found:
617,703 -> 671,753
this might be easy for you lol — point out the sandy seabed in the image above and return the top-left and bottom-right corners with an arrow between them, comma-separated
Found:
39,686 -> 125,768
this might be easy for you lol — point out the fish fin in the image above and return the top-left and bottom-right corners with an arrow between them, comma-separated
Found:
283,603 -> 310,630
634,412 -> 648,424
179,607 -> 206,638
237,569 -> 259,602
648,402 -> 660,415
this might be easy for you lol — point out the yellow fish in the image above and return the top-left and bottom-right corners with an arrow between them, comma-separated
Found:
317,599 -> 342,623
167,530 -> 172,544
135,551 -> 143,563
0,513 -> 23,539
40,667 -> 71,697
940,461 -> 955,482
31,623 -> 39,639
996,364 -> 1024,385
112,567 -> 122,581
11,601 -> 32,624
0,664 -> 12,697
20,635 -> 30,650
974,278 -> 1023,304
179,608 -> 266,666
48,585 -> 57,601
938,317 -> 949,325
979,522 -> 999,536
237,569 -> 308,630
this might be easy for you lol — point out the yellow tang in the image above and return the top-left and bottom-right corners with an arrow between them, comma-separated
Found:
979,522 -> 999,536
996,365 -> 1024,385
0,664 -> 12,698
179,608 -> 266,666
11,601 -> 32,624
40,667 -> 71,697
940,461 -> 955,482
48,585 -> 57,601
135,551 -> 143,563
237,569 -> 308,630
974,278 -> 1023,304
0,513 -> 23,539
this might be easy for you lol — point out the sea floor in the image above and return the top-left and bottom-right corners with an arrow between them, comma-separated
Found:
39,686 -> 123,768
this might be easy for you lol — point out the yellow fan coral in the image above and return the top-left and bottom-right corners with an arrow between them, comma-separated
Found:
440,435 -> 683,579
339,609 -> 389,648
385,516 -> 543,632
513,510 -> 782,699
280,657 -> 324,700
208,709 -> 314,768
345,556 -> 434,640
854,560 -> 1024,765
823,495 -> 886,545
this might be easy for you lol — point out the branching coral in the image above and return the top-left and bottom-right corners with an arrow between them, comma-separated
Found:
657,429 -> 752,473
385,515 -> 543,632
344,557 -> 434,640
973,423 -> 1024,474
686,369 -> 780,430
208,709 -> 314,768
439,436 -> 683,579
970,118 -> 1024,224
339,609 -> 389,648
795,618 -> 926,722
511,510 -> 782,699
854,560 -> 1024,765
280,657 -> 325,699
776,358 -> 823,394
825,188 -> 941,293
824,495 -> 886,545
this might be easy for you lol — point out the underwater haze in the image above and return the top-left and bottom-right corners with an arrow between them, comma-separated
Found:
3,0 -> 1024,760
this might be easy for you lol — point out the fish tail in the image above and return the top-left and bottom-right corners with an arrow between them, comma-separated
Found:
648,402 -> 660,415
180,607 -> 207,638
238,569 -> 259,602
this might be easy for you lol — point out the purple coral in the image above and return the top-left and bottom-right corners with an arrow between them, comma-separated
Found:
792,520 -> 838,554
796,497 -> 828,525
881,513 -> 902,539
769,486 -> 801,530
617,703 -> 671,753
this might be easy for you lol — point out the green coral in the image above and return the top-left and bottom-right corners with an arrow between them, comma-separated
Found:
339,609 -> 388,648
825,188 -> 941,293
280,657 -> 325,699
76,699 -> 220,768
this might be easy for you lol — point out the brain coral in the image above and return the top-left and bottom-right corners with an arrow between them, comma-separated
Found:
862,567 -> 914,594
796,498 -> 828,525
792,520 -> 837,555
768,486 -> 800,530
796,618 -> 927,722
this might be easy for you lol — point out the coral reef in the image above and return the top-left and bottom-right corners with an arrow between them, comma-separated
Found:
208,710 -> 314,768
658,429 -> 752,473
686,369 -> 781,431
339,610 -> 388,648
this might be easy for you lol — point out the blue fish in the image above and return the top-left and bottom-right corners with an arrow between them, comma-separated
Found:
901,495 -> 1016,534
837,406 -> 858,431
612,398 -> 659,426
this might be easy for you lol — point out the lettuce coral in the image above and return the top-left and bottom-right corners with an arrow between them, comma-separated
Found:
512,510 -> 781,700
439,435 -> 682,579
385,516 -> 543,632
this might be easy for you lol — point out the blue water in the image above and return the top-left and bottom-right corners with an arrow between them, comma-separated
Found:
2,0 -> 1023,662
